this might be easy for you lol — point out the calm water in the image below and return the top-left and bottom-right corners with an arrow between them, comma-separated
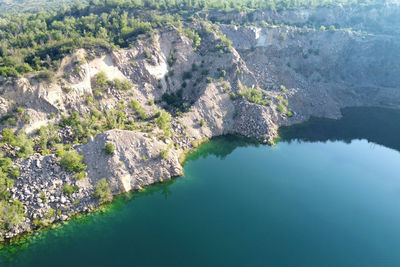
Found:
1,107 -> 400,267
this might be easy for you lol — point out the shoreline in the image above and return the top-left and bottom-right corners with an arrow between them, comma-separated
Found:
3,105 -> 400,245
0,133 -> 258,243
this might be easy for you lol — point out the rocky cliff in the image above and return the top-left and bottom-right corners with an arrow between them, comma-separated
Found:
1,5 -> 399,240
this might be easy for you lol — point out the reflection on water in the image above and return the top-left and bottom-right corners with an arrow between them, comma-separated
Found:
189,107 -> 400,161
185,135 -> 259,162
279,107 -> 400,152
1,107 -> 400,267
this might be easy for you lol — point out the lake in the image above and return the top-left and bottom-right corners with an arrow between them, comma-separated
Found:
1,107 -> 400,266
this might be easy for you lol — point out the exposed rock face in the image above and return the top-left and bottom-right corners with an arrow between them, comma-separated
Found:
203,4 -> 400,35
1,6 -> 400,240
77,130 -> 183,194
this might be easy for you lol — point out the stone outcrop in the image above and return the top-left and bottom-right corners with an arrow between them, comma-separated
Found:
77,130 -> 183,194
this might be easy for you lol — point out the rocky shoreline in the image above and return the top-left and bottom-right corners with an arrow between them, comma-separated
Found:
1,5 -> 400,241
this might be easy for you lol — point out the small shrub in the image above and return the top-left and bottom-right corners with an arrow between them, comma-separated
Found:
129,100 -> 147,120
59,150 -> 87,173
168,53 -> 176,66
111,79 -> 133,91
104,142 -> 115,155
155,110 -> 172,137
160,149 -> 168,159
15,107 -> 24,116
160,143 -> 173,159
239,88 -> 267,105
93,178 -> 112,204
32,218 -> 42,228
230,92 -> 238,100
7,118 -> 16,126
45,208 -> 55,218
223,87 -> 231,93
23,115 -> 30,124
39,192 -> 46,203
76,172 -> 86,180
94,71 -> 108,91
63,184 -> 79,195
34,71 -> 55,83
277,104 -> 286,113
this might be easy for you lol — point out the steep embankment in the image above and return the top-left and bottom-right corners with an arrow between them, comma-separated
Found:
1,5 -> 400,240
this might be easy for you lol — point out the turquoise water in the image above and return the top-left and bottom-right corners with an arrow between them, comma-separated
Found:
1,107 -> 400,266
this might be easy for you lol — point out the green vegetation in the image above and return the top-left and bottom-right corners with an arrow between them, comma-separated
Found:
39,191 -> 47,203
168,50 -> 177,67
63,184 -> 79,195
0,106 -> 30,127
0,153 -> 25,231
1,129 -> 34,158
182,28 -> 201,50
162,89 -> 189,113
93,178 -> 112,204
129,100 -> 147,120
34,70 -> 55,83
104,142 -> 115,155
160,142 -> 174,159
37,124 -> 61,154
191,137 -> 209,148
0,0 -> 386,236
58,150 -> 87,173
0,200 -> 25,231
239,88 -> 268,106
276,96 -> 293,117
0,0 -> 387,79
0,0 -> 385,17
93,72 -> 133,97
155,110 -> 172,138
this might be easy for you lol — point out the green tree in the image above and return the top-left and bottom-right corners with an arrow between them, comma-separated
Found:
93,178 -> 112,204
155,110 -> 172,137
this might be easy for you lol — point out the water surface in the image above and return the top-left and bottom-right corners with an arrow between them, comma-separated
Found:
1,107 -> 400,266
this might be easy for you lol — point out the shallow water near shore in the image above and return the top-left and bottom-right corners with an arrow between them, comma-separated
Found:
1,107 -> 400,266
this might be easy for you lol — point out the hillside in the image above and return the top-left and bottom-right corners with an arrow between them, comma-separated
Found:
0,0 -> 78,14
0,0 -> 399,240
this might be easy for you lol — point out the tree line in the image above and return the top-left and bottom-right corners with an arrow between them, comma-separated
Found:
0,0 -> 386,77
